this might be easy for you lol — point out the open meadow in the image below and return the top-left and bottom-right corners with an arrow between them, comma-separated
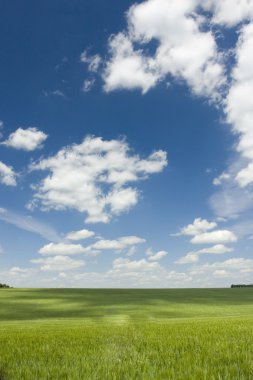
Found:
0,288 -> 253,379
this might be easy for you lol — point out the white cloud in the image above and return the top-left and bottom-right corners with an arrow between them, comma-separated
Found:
210,174 -> 253,218
29,136 -> 167,223
82,79 -> 95,92
52,90 -> 65,97
226,23 -> 253,188
190,230 -> 237,244
66,229 -> 95,241
118,235 -> 146,245
38,242 -> 88,256
192,257 -> 253,278
208,19 -> 253,219
8,266 -> 35,278
213,172 -> 231,186
91,239 -> 124,251
213,269 -> 230,278
176,244 -> 234,264
98,0 -> 253,220
197,244 -> 234,254
174,218 -> 237,260
0,161 -> 17,186
176,252 -> 199,264
178,217 -> 217,236
103,0 -> 225,99
146,248 -> 168,261
31,255 -> 85,271
2,127 -> 48,151
80,51 -> 102,72
203,0 -> 253,27
90,235 -> 145,251
103,33 -> 159,94
112,257 -> 161,271
0,208 -> 61,242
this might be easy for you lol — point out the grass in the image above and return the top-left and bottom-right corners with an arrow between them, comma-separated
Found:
0,288 -> 252,379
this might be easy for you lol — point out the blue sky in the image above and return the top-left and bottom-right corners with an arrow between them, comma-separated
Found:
1,0 -> 253,287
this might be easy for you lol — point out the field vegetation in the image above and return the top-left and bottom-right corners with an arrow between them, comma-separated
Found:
0,288 -> 252,379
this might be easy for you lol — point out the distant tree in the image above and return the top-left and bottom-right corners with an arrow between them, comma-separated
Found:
0,283 -> 11,289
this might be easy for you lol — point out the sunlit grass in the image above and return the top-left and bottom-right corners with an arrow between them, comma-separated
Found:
0,288 -> 252,379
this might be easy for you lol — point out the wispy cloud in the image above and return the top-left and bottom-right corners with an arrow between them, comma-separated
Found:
0,208 -> 61,242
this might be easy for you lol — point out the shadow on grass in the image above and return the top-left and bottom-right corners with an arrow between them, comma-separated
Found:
0,288 -> 253,322
0,368 -> 7,380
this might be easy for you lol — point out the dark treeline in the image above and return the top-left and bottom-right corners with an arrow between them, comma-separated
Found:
231,284 -> 253,288
0,283 -> 11,288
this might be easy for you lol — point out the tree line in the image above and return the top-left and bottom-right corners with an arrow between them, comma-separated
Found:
231,284 -> 253,288
0,283 -> 11,288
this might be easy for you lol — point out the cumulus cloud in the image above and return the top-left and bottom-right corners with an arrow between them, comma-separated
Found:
29,136 -> 167,223
213,269 -> 230,278
176,244 -> 234,264
90,239 -> 123,251
226,23 -> 253,188
103,33 -> 159,94
103,0 -> 225,99
8,266 -> 35,278
175,217 -> 237,245
2,127 -> 48,151
146,248 -> 168,261
197,244 -> 234,254
99,0 -> 253,221
38,242 -> 88,256
112,257 -> 161,271
0,162 -> 17,186
31,255 -> 85,271
190,229 -> 237,244
210,20 -> 253,217
90,235 -> 145,251
176,252 -> 199,264
66,229 -> 95,241
192,257 -> 253,275
175,217 -> 237,263
203,0 -> 253,27
177,218 -> 217,236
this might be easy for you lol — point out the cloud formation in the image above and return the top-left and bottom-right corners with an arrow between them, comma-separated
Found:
146,248 -> 168,261
103,0 -> 225,99
38,243 -> 88,255
29,136 -> 167,223
66,229 -> 95,241
90,235 -> 146,251
0,208 -> 60,242
176,244 -> 234,264
2,127 -> 48,151
190,230 -> 237,244
178,218 -> 217,236
98,0 -> 253,221
0,162 -> 17,186
31,255 -> 85,272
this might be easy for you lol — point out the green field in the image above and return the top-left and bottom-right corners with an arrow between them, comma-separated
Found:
0,288 -> 252,379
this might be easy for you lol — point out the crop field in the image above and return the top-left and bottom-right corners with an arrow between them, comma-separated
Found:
0,288 -> 253,379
